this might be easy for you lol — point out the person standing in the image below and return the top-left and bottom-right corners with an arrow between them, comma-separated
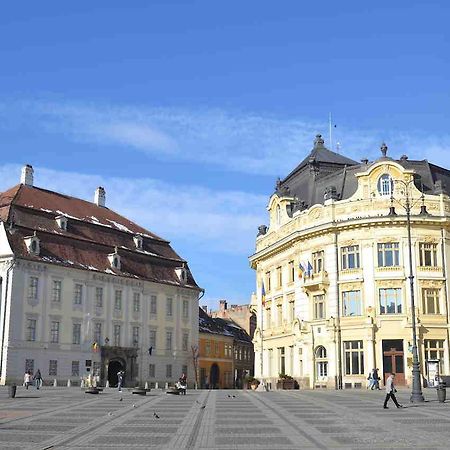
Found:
33,369 -> 43,390
24,371 -> 32,390
383,373 -> 403,409
117,370 -> 124,391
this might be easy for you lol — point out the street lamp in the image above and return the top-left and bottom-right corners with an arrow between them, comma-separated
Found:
388,177 -> 427,403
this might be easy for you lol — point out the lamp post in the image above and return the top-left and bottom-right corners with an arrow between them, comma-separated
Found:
389,177 -> 426,402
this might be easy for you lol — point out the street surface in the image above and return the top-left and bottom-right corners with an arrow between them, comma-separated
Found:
0,387 -> 449,449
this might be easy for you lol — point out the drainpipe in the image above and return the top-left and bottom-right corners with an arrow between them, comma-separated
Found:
334,231 -> 343,389
0,258 -> 16,382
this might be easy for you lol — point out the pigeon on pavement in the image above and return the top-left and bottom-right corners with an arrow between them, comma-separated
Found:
153,412 -> 160,419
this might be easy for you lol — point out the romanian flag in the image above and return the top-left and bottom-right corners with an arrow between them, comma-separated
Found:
92,342 -> 99,352
261,281 -> 266,307
306,261 -> 313,277
298,262 -> 305,279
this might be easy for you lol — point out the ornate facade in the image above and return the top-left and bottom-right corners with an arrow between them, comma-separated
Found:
250,136 -> 450,389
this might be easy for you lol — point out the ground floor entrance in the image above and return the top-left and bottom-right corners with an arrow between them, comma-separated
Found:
382,339 -> 405,385
107,359 -> 125,387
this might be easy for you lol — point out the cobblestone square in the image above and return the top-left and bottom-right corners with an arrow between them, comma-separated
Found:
1,387 -> 450,449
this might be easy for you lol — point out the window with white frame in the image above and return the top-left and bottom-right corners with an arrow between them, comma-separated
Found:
52,280 -> 62,302
313,294 -> 325,319
377,242 -> 400,267
95,287 -> 103,308
72,323 -> 81,345
315,346 -> 328,379
341,245 -> 360,270
149,329 -> 156,348
419,243 -> 438,267
379,288 -> 402,314
27,318 -> 36,341
71,361 -> 80,376
344,340 -> 364,375
290,301 -> 295,322
182,299 -> 189,318
165,331 -> 172,350
49,360 -> 57,376
342,290 -> 362,316
276,266 -> 282,288
150,295 -> 157,316
277,303 -> 282,326
422,288 -> 441,314
288,260 -> 295,283
73,283 -> 83,305
132,326 -> 140,346
166,297 -> 173,317
114,290 -> 122,311
278,347 -> 286,375
182,332 -> 189,351
377,174 -> 393,196
28,277 -> 38,299
425,340 -> 445,374
133,292 -> 141,312
50,321 -> 60,343
312,251 -> 324,273
265,271 -> 271,292
113,324 -> 121,346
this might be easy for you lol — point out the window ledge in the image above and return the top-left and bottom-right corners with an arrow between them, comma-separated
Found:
376,266 -> 402,272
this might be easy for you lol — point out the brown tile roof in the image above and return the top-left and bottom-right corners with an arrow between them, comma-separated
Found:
1,184 -> 201,290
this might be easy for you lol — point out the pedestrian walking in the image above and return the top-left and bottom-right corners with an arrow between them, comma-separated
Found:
372,368 -> 381,390
117,370 -> 124,391
24,371 -> 32,390
367,370 -> 374,389
33,369 -> 43,390
383,373 -> 403,409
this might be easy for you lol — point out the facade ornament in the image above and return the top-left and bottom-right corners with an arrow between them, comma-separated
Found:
257,225 -> 268,236
314,134 -> 325,148
380,142 -> 388,157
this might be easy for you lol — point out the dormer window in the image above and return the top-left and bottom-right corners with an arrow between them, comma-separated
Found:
377,174 -> 393,197
175,265 -> 187,284
55,215 -> 68,231
108,247 -> 121,270
133,234 -> 143,250
25,232 -> 40,256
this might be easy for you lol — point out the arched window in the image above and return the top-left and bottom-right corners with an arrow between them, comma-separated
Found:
377,174 -> 393,196
315,346 -> 328,380
315,346 -> 327,359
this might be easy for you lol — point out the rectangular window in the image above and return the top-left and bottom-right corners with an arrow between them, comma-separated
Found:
341,245 -> 360,270
265,271 -> 271,292
215,342 -> 219,355
27,318 -> 37,341
50,321 -> 60,343
72,323 -> 81,345
205,340 -> 211,356
419,243 -> 438,267
150,295 -> 157,315
278,347 -> 286,375
114,290 -> 122,311
276,266 -> 282,288
29,277 -> 38,299
312,251 -> 324,273
166,297 -> 173,317
166,364 -> 172,378
149,364 -> 155,378
95,287 -> 103,308
149,329 -> 156,348
94,322 -> 102,343
277,304 -> 282,326
49,360 -> 57,376
71,361 -> 80,376
133,292 -> 141,312
343,290 -> 362,316
377,242 -> 400,267
182,299 -> 189,318
74,283 -> 83,305
422,288 -> 441,314
379,288 -> 402,314
344,341 -> 364,375
25,359 -> 34,374
182,332 -> 189,351
288,260 -> 295,283
132,326 -> 140,346
52,280 -> 62,302
424,340 -> 445,374
289,301 -> 295,322
113,324 -> 121,346
313,294 -> 325,319
266,307 -> 271,328
166,331 -> 172,350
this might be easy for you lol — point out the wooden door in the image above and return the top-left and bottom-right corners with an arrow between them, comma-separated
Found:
383,340 -> 405,385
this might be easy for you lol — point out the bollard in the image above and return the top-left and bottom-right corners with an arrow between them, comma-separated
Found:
165,382 -> 169,390
105,380 -> 109,388
155,382 -> 159,390
67,379 -> 71,387
145,381 -> 149,390
53,379 -> 57,387
81,379 -> 85,388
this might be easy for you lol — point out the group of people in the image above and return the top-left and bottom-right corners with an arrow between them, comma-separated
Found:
368,368 -> 403,409
23,369 -> 43,390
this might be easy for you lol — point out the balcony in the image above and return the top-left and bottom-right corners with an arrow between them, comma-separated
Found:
303,271 -> 329,292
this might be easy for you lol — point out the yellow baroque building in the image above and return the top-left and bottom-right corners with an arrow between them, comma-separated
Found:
250,135 -> 450,389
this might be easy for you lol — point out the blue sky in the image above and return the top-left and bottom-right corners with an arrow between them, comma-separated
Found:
0,1 -> 449,308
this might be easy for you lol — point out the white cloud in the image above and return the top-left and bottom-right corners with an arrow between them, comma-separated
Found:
0,164 -> 267,256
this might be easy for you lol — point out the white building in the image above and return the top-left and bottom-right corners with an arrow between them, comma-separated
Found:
0,165 -> 202,386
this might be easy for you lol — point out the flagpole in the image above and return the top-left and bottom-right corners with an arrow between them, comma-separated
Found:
329,112 -> 333,152
260,288 -> 264,385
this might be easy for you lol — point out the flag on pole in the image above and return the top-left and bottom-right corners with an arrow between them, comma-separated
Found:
261,281 -> 266,307
298,262 -> 305,279
306,261 -> 313,277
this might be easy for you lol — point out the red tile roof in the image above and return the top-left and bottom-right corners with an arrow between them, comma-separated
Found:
0,184 -> 201,290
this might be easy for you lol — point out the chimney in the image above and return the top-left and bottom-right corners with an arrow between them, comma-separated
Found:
94,186 -> 106,207
219,300 -> 228,311
21,165 -> 34,186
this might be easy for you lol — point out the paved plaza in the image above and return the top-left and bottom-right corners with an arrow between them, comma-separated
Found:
0,387 -> 450,449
